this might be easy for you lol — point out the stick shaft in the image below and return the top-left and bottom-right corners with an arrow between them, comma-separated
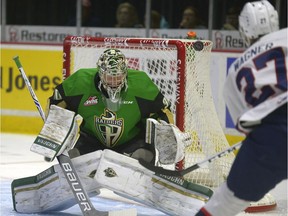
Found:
139,141 -> 242,176
13,56 -> 46,121
180,141 -> 242,175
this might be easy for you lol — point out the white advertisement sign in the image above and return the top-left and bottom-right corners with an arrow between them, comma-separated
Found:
3,25 -> 247,51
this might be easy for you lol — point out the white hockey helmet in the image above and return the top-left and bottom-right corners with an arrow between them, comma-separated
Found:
238,0 -> 279,46
97,49 -> 128,111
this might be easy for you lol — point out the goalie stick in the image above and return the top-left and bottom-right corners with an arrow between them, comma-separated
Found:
139,141 -> 242,176
13,56 -> 137,216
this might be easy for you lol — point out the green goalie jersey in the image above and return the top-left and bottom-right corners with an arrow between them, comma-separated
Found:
49,68 -> 173,148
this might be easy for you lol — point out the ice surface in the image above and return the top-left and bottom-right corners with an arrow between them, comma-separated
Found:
1,133 -> 287,215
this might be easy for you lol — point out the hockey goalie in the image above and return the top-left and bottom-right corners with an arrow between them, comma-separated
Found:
11,105 -> 213,215
11,48 -> 214,215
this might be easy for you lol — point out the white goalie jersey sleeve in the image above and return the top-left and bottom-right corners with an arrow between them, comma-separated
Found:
224,28 -> 288,133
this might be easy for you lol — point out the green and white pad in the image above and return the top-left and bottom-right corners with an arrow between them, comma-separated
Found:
95,149 -> 213,216
11,150 -> 102,213
31,105 -> 83,161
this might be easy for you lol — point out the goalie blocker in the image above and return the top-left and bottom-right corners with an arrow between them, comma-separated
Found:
30,105 -> 83,161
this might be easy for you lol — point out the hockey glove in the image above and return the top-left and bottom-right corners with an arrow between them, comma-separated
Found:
31,105 -> 83,161
145,118 -> 191,165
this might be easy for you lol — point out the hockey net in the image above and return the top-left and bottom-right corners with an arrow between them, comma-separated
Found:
63,36 -> 232,188
62,36 -> 276,212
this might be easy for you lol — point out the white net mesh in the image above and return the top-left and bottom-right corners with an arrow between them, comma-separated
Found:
182,40 -> 235,187
65,40 -> 179,115
63,36 -> 235,188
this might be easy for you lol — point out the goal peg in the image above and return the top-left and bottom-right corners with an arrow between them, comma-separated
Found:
187,31 -> 197,39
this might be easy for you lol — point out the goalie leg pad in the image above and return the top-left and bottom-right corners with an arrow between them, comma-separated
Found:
12,150 -> 102,213
95,149 -> 213,216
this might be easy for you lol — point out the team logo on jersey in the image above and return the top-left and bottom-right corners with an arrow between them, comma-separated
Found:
95,109 -> 124,147
84,96 -> 98,106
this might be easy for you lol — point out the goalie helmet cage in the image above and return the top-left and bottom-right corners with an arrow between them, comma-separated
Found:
62,36 -> 232,188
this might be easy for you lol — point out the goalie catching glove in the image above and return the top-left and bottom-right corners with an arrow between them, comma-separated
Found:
146,118 -> 191,165
30,105 -> 83,161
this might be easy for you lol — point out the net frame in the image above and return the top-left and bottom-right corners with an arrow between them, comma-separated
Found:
62,36 -> 232,188
62,36 -> 277,211
63,36 -> 186,130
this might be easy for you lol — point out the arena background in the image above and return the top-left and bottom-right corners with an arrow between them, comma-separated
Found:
1,0 -> 287,145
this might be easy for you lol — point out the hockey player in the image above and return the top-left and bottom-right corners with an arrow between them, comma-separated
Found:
196,1 -> 287,215
46,48 -> 174,162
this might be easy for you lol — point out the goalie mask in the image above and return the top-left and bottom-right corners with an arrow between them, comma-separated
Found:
97,49 -> 128,111
238,0 -> 279,46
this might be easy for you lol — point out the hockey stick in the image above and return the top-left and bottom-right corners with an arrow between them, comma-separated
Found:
13,56 -> 136,216
139,141 -> 242,176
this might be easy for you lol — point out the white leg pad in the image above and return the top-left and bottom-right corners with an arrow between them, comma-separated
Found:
12,150 -> 102,213
95,149 -> 213,216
